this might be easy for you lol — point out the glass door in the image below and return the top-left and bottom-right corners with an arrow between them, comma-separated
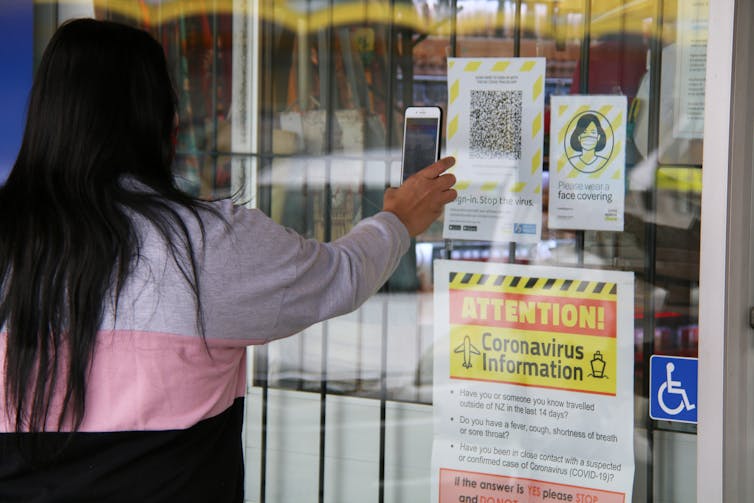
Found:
32,1 -> 727,501
698,0 -> 754,500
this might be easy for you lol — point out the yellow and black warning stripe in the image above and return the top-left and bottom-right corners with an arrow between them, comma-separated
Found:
448,272 -> 617,300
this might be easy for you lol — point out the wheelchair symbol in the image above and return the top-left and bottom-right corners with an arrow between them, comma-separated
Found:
657,362 -> 696,415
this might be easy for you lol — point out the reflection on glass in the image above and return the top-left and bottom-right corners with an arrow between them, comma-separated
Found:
47,0 -> 705,500
76,0 -> 702,399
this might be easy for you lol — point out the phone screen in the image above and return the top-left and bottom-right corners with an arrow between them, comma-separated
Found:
403,117 -> 440,180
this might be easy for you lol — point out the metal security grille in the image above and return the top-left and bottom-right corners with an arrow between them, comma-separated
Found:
253,1 -> 689,502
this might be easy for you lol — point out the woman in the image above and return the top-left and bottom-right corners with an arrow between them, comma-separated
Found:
0,19 -> 456,501
567,112 -> 610,173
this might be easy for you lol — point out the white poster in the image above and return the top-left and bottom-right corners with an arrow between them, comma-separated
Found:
431,260 -> 635,503
548,95 -> 626,231
674,0 -> 709,140
443,58 -> 545,243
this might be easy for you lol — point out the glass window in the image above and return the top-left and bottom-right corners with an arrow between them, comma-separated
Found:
42,1 -> 708,501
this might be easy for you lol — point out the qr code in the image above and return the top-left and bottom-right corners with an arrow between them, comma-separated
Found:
469,90 -> 522,160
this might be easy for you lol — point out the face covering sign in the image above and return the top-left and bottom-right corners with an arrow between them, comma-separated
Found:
431,260 -> 635,503
548,95 -> 627,231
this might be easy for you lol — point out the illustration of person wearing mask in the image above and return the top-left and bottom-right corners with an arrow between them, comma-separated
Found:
568,113 -> 611,173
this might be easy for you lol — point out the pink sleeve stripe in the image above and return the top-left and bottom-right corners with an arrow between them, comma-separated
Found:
1,330 -> 247,433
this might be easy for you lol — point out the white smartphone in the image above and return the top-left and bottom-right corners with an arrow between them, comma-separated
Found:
400,106 -> 443,182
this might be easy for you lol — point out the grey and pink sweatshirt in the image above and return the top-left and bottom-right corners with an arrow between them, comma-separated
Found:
0,199 -> 410,502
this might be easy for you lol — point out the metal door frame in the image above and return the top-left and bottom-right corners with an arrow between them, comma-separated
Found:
697,0 -> 754,500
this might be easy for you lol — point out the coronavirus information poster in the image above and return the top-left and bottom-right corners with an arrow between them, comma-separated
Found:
443,57 -> 545,243
431,260 -> 635,503
548,95 -> 626,231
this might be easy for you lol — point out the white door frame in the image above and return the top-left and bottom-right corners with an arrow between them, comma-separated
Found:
697,0 -> 754,500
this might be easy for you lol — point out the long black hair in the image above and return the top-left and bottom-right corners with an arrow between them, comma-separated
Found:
0,19 -> 213,435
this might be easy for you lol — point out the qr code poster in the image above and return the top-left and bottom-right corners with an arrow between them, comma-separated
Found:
444,58 -> 546,243
548,95 -> 627,231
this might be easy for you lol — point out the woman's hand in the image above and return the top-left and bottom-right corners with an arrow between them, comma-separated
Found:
383,156 -> 457,237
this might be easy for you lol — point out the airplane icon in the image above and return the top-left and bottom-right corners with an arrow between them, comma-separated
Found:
454,335 -> 481,369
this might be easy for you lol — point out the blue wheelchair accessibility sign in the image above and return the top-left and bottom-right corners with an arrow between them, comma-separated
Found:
649,355 -> 698,423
